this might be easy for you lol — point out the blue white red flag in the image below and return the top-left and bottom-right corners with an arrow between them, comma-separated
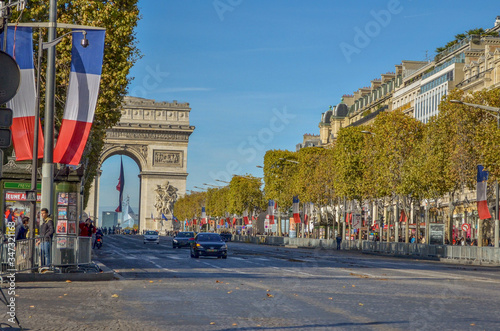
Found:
267,200 -> 275,224
115,157 -> 124,212
477,165 -> 492,220
53,29 -> 106,165
1,26 -> 44,160
201,207 -> 207,225
293,196 -> 301,223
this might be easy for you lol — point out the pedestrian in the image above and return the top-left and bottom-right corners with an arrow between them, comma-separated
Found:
15,217 -> 29,240
39,208 -> 54,266
336,234 -> 342,250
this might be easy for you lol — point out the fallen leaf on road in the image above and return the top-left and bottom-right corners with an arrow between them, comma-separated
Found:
227,291 -> 232,294
352,285 -> 355,288
359,303 -> 364,306
210,322 -> 215,325
64,294 -> 67,296
235,287 -> 240,289
58,296 -> 63,299
342,286 -> 346,288
470,323 -> 475,326
266,289 -> 271,292
111,294 -> 119,298
267,293 -> 274,298
65,280 -> 72,283
225,283 -> 229,284
30,306 -> 35,308
328,297 -> 333,300
232,323 -> 237,326
216,280 -> 222,283
149,281 -> 154,283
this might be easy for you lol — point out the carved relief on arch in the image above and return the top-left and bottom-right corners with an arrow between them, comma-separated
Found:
99,143 -> 147,170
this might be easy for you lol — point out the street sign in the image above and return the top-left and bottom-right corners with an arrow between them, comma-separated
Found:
0,129 -> 11,148
0,108 -> 13,127
0,51 -> 21,104
461,223 -> 470,232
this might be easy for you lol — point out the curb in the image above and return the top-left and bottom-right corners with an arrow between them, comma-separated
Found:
12,260 -> 116,282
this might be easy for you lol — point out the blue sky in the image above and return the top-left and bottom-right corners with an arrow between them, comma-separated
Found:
99,0 -> 500,214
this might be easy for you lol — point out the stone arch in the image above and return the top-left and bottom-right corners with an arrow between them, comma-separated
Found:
85,96 -> 194,232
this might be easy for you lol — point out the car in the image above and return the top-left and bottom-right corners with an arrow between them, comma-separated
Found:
190,232 -> 227,259
220,232 -> 232,242
144,230 -> 159,244
172,231 -> 195,249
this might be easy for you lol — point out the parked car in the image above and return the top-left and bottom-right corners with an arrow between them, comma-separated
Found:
172,231 -> 196,248
190,232 -> 227,259
143,230 -> 159,244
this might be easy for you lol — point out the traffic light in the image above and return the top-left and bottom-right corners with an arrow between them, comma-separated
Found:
0,108 -> 12,149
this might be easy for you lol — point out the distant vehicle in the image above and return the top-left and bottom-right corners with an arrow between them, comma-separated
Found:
220,233 -> 232,242
190,232 -> 227,259
122,229 -> 131,235
144,230 -> 159,244
172,231 -> 195,249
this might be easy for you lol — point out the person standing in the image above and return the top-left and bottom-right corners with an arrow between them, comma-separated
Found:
336,233 -> 342,250
40,208 -> 54,266
15,217 -> 29,240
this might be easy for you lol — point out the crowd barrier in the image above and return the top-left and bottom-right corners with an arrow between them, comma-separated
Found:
0,236 -> 93,274
232,235 -> 500,264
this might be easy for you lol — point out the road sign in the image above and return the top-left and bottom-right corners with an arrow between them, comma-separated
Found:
0,129 -> 11,148
461,223 -> 470,232
0,51 -> 21,104
0,108 -> 13,127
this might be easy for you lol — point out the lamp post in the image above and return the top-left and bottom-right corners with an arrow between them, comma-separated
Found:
450,100 -> 499,248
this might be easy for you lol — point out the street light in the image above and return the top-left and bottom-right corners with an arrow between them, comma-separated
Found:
451,99 -> 500,248
203,183 -> 223,188
215,179 -> 230,184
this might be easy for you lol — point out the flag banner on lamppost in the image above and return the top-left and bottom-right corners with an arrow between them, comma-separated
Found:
53,29 -> 106,165
477,165 -> 492,220
267,200 -> 275,224
1,26 -> 44,160
243,209 -> 250,225
115,157 -> 124,212
201,207 -> 207,225
293,196 -> 301,223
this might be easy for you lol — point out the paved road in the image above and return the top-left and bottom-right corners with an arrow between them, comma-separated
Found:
4,235 -> 500,330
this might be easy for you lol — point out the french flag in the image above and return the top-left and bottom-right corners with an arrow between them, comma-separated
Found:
477,165 -> 492,220
201,207 -> 207,225
267,200 -> 275,224
53,29 -> 105,165
115,157 -> 124,212
293,196 -> 301,223
243,210 -> 249,225
2,26 -> 44,160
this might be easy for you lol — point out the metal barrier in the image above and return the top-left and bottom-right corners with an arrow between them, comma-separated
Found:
0,235 -> 93,274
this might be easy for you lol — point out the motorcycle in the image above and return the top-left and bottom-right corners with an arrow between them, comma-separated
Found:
95,234 -> 103,249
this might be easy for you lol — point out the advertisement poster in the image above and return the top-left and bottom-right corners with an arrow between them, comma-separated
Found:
429,223 -> 445,245
58,192 -> 68,205
68,221 -> 77,235
68,206 -> 77,221
57,237 -> 67,249
56,220 -> 68,234
68,192 -> 77,205
58,207 -> 67,220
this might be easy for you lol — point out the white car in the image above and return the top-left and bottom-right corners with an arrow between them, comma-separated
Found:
144,231 -> 159,244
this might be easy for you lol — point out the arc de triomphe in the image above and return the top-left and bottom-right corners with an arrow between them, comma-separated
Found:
85,96 -> 195,231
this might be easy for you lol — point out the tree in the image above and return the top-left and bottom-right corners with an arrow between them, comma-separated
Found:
227,175 -> 264,216
11,1 -> 142,207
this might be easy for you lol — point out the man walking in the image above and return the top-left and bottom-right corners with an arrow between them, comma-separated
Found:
40,208 -> 54,266
336,233 -> 342,250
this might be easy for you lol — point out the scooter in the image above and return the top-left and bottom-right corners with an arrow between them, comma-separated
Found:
95,234 -> 103,249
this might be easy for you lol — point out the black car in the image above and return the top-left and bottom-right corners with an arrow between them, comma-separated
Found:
190,233 -> 227,259
172,231 -> 196,248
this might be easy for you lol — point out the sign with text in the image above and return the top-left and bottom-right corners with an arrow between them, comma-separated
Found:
5,191 -> 41,202
429,223 -> 445,245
